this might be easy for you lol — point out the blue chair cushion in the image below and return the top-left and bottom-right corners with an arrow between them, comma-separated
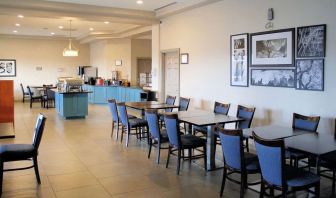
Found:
129,118 -> 148,128
286,166 -> 320,187
181,134 -> 206,148
0,144 -> 36,161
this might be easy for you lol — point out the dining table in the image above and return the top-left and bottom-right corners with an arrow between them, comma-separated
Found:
177,110 -> 244,171
243,125 -> 312,140
125,101 -> 179,117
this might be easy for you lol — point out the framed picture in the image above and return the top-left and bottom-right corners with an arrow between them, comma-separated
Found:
0,59 -> 16,77
296,59 -> 324,91
230,33 -> 249,87
180,53 -> 189,64
115,60 -> 122,66
251,69 -> 295,88
297,24 -> 326,58
250,28 -> 295,67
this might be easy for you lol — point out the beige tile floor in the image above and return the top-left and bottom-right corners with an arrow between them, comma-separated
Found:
0,102 -> 333,197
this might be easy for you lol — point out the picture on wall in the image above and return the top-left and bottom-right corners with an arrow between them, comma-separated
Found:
250,28 -> 295,67
230,33 -> 249,87
251,69 -> 295,88
296,59 -> 324,91
297,24 -> 326,58
0,59 -> 16,77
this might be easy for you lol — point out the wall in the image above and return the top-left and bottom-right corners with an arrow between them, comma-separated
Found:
0,36 -> 90,100
131,39 -> 152,85
156,0 -> 336,133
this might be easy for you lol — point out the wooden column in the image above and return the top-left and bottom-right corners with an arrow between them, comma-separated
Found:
0,80 -> 14,127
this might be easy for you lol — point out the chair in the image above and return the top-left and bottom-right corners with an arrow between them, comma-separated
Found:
159,95 -> 176,127
42,89 -> 55,109
288,113 -> 320,167
20,83 -> 30,103
218,128 -> 260,197
164,113 -> 206,175
117,102 -> 148,147
235,105 -> 256,152
27,86 -> 43,108
178,97 -> 191,133
253,131 -> 320,198
145,109 -> 169,164
0,114 -> 46,196
193,102 -> 230,136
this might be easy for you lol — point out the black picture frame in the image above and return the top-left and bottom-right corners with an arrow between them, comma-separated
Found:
180,53 -> 189,64
0,59 -> 16,77
230,33 -> 249,87
250,28 -> 295,67
295,59 -> 324,91
250,68 -> 295,88
297,24 -> 326,58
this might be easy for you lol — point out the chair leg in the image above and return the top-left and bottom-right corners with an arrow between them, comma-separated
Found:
188,149 -> 192,164
157,140 -> 161,164
0,160 -> 3,197
177,148 -> 181,175
126,128 -> 130,147
259,180 -> 265,198
203,145 -> 207,171
220,167 -> 227,197
270,187 -> 274,197
332,170 -> 336,195
240,173 -> 245,198
120,126 -> 124,143
245,138 -> 249,152
166,146 -> 171,168
148,138 -> 152,159
33,156 -> 41,184
30,99 -> 33,108
146,125 -> 150,144
315,182 -> 320,198
111,121 -> 114,138
116,122 -> 119,141
282,187 -> 287,198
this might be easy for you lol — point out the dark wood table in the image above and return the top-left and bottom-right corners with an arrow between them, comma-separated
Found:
177,110 -> 243,171
243,125 -> 311,140
125,101 -> 179,117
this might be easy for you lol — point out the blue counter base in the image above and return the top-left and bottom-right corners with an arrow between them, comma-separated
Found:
55,92 -> 89,119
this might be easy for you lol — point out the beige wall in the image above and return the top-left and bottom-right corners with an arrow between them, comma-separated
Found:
0,36 -> 90,100
90,39 -> 151,85
155,0 -> 336,133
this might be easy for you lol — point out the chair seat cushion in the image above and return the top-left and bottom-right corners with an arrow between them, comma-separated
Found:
181,134 -> 206,148
129,118 -> 148,127
286,166 -> 320,187
244,152 -> 260,172
193,125 -> 207,134
285,150 -> 307,159
127,115 -> 137,119
0,144 -> 36,162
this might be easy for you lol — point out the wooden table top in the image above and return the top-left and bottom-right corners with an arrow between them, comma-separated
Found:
243,125 -> 310,140
125,101 -> 179,110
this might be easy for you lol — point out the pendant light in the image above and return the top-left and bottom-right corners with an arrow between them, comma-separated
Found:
63,20 -> 79,57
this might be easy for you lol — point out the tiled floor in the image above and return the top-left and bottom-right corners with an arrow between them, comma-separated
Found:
0,102 -> 333,197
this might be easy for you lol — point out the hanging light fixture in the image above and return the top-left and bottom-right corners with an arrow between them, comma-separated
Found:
63,20 -> 79,57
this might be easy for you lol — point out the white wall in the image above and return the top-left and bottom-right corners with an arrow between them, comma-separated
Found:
0,36 -> 90,100
156,0 -> 336,133
131,39 -> 152,85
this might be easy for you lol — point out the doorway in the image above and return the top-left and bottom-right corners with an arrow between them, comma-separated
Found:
161,49 -> 180,102
137,58 -> 152,87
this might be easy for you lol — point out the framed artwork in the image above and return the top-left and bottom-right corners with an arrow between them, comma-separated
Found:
297,24 -> 326,58
251,69 -> 295,88
0,59 -> 16,77
296,59 -> 324,91
230,33 -> 249,87
115,60 -> 122,66
250,28 -> 295,67
180,53 -> 189,64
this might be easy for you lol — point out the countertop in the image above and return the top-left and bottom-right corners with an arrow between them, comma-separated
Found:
83,84 -> 144,90
52,90 -> 92,94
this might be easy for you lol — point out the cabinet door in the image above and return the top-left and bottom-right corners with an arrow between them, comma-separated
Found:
119,87 -> 126,102
94,87 -> 107,103
106,87 -> 118,101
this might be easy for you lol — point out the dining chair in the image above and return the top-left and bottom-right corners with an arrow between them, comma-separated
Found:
288,113 -> 320,168
117,102 -> 148,147
145,109 -> 169,164
218,128 -> 260,197
0,114 -> 46,196
159,95 -> 176,127
108,99 -> 137,140
20,83 -> 30,103
253,131 -> 320,198
236,105 -> 256,152
193,101 -> 230,136
27,86 -> 43,108
164,113 -> 206,175
43,89 -> 55,109
178,97 -> 191,133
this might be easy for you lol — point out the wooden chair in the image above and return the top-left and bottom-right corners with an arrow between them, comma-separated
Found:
27,86 -> 43,108
20,83 -> 30,103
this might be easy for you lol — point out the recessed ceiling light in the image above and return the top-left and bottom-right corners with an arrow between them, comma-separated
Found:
89,27 -> 94,31
58,26 -> 63,29
15,23 -> 20,27
17,15 -> 24,18
136,0 -> 143,5
51,32 -> 55,35
104,21 -> 110,24
13,30 -> 18,33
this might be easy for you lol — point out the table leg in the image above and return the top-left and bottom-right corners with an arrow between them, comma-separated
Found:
206,125 -> 215,171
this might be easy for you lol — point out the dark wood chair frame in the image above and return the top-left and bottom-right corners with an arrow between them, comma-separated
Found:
253,132 -> 320,198
27,86 -> 43,108
20,83 -> 30,103
218,128 -> 260,198
236,105 -> 256,152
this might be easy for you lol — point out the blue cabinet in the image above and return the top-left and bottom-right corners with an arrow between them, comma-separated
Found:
106,87 -> 119,101
55,92 -> 89,119
93,86 -> 107,104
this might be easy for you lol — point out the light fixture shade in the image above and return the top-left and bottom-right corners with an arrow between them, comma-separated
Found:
63,20 -> 79,57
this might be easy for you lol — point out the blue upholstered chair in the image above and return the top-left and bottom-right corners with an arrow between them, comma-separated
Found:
253,132 -> 320,198
288,113 -> 320,168
159,95 -> 176,126
145,109 -> 169,164
218,128 -> 259,197
108,99 -> 136,140
164,113 -> 206,175
235,105 -> 256,152
193,101 -> 230,136
117,102 -> 148,147
178,97 -> 191,133
0,114 -> 46,196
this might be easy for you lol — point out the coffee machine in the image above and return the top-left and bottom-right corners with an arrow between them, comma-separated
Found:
111,70 -> 120,86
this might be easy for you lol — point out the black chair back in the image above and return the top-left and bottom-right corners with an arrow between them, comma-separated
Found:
20,83 -> 26,94
178,97 -> 190,111
32,114 -> 47,150
27,86 -> 34,98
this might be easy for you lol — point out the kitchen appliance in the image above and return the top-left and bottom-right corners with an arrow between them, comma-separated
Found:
78,66 -> 97,83
96,78 -> 104,86
57,77 -> 83,92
